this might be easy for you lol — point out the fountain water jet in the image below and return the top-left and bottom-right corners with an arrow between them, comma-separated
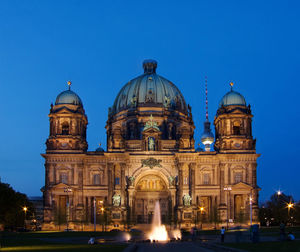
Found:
148,201 -> 168,242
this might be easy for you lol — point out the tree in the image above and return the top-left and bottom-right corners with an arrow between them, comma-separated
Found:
259,192 -> 297,226
0,181 -> 33,230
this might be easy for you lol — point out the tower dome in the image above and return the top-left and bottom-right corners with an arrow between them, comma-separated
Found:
55,90 -> 83,106
111,59 -> 187,115
219,83 -> 246,107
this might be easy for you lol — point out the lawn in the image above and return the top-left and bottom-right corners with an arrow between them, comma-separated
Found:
223,241 -> 300,252
0,231 -> 128,252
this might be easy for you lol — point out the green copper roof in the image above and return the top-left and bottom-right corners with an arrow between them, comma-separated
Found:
111,60 -> 187,115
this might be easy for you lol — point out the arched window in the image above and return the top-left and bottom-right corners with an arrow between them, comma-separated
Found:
115,177 -> 120,185
234,172 -> 243,183
62,123 -> 69,135
233,121 -> 241,135
203,173 -> 211,185
60,173 -> 68,184
93,174 -> 100,185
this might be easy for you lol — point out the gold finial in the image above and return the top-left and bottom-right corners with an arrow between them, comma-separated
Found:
229,82 -> 234,91
67,80 -> 72,90
99,143 -> 101,147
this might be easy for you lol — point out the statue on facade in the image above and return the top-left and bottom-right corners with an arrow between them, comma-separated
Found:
148,137 -> 155,151
127,176 -> 135,186
168,176 -> 176,186
112,194 -> 121,207
164,95 -> 171,108
130,95 -> 137,107
183,194 -> 192,206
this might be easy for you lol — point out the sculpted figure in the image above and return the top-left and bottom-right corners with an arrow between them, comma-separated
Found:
112,194 -> 121,207
183,194 -> 192,206
148,137 -> 155,151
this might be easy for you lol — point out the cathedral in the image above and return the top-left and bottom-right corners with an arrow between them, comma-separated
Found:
42,60 -> 260,230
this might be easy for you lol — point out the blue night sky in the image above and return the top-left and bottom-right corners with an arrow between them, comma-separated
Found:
0,0 -> 299,202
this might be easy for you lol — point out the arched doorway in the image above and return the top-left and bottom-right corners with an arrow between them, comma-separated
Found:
134,174 -> 170,224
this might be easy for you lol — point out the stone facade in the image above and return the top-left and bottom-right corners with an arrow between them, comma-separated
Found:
42,60 -> 260,230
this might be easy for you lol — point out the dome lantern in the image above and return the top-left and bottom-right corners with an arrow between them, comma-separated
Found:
143,59 -> 157,74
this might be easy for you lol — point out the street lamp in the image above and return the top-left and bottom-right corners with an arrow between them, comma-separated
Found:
64,187 -> 72,231
287,202 -> 294,220
23,206 -> 28,229
223,186 -> 232,229
199,206 -> 204,230
93,198 -> 96,232
249,195 -> 253,226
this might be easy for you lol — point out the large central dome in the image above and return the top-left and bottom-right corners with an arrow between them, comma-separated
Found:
111,60 -> 187,115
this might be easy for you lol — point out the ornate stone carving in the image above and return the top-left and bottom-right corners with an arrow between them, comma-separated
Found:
143,115 -> 160,132
141,158 -> 162,169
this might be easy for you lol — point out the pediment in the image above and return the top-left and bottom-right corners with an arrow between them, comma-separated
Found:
142,127 -> 161,134
232,182 -> 252,190
51,183 -> 75,191
53,106 -> 76,114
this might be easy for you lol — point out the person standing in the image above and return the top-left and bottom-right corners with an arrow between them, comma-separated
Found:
279,222 -> 286,241
221,227 -> 225,242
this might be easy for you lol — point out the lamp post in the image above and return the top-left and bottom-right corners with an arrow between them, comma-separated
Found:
249,195 -> 253,226
287,203 -> 293,224
199,206 -> 204,230
93,198 -> 96,232
223,186 -> 232,229
64,187 -> 72,231
23,206 -> 28,229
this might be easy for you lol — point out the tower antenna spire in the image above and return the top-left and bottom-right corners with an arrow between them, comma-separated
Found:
205,76 -> 208,121
201,76 -> 214,151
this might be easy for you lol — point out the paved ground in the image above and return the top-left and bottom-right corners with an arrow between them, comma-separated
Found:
135,242 -> 216,252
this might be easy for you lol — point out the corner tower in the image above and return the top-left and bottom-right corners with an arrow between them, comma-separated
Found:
214,83 -> 255,153
46,81 -> 88,153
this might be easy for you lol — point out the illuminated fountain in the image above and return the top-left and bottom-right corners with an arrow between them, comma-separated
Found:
148,201 -> 168,242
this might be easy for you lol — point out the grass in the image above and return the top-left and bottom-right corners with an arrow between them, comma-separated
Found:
259,226 -> 300,233
0,244 -> 127,252
223,241 -> 300,252
0,231 -> 128,252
